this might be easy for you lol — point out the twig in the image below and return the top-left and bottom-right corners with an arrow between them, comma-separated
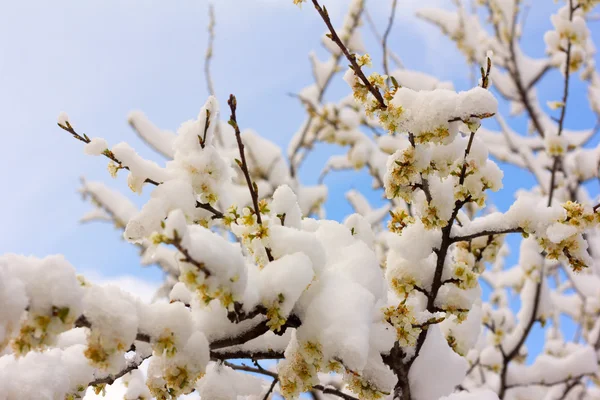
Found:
210,349 -> 284,360
167,230 -> 212,277
363,8 -> 403,68
88,354 -> 151,386
505,374 -> 587,389
382,0 -> 398,80
225,361 -> 278,379
58,122 -> 160,186
58,121 -> 225,219
289,2 -> 363,177
310,0 -> 386,108
313,385 -> 359,400
205,4 -> 216,97
263,377 -> 279,400
548,0 -> 575,207
225,363 -> 357,400
227,94 -> 274,262
505,5 -> 545,138
450,227 -> 523,243
498,262 -> 545,399
196,200 -> 224,219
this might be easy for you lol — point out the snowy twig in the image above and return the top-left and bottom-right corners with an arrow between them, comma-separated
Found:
88,354 -> 151,386
548,0 -> 575,207
228,94 -> 274,262
58,121 -> 161,186
310,0 -> 386,108
450,227 -> 523,243
289,1 -> 363,177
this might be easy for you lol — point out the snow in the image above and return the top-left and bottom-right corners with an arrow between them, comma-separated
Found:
440,390 -> 499,400
112,142 -> 170,186
506,344 -> 597,387
409,325 -> 468,400
259,252 -> 314,319
128,111 -> 176,158
83,137 -> 109,156
57,111 -> 70,127
270,184 -> 303,229
0,345 -> 94,400
196,362 -> 264,400
8,1 -> 600,398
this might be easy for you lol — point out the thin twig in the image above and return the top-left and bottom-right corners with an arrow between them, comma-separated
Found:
88,354 -> 151,386
310,0 -> 386,108
382,0 -> 398,80
58,121 -> 224,219
548,0 -> 575,207
450,227 -> 523,243
289,2 -> 363,177
227,94 -> 274,262
363,8 -> 403,68
498,262 -> 545,399
313,385 -> 359,400
205,4 -> 216,97
58,122 -> 160,186
505,5 -> 545,138
263,377 -> 279,400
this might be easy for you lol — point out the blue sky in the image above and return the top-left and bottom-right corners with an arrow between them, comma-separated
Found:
0,0 -> 599,349
2,2 -> 600,397
0,0 -> 459,281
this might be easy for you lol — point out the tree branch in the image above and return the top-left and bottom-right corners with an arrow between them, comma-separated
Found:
548,0 -> 575,207
228,94 -> 274,262
88,354 -> 152,387
58,122 -> 160,186
289,1 -> 363,177
205,4 -> 216,97
382,0 -> 398,80
450,227 -> 523,243
310,0 -> 386,108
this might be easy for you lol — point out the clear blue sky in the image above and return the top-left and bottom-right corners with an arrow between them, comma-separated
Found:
0,1 -> 598,356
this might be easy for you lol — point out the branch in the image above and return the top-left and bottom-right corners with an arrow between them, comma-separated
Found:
224,361 -> 278,379
225,362 -> 357,400
75,315 -> 151,343
548,0 -> 575,207
505,374 -> 588,390
382,0 -> 398,80
313,385 -> 359,400
501,4 -> 545,138
310,0 -> 386,108
211,315 -> 300,350
76,312 -> 294,354
363,8 -> 403,68
167,230 -> 212,277
498,262 -> 545,399
88,354 -> 151,386
289,1 -> 364,177
450,227 -> 523,243
227,94 -> 274,262
263,377 -> 279,400
196,200 -> 225,219
57,122 -> 160,186
210,349 -> 284,360
205,4 -> 216,97
59,121 -> 225,220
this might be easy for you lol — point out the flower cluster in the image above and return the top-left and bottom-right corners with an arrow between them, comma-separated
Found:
544,5 -> 592,74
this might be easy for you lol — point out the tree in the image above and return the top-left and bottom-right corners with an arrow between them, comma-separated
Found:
1,0 -> 600,399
